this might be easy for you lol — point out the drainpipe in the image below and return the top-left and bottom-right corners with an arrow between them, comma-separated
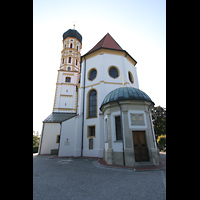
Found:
148,102 -> 157,149
81,56 -> 86,157
57,122 -> 62,156
117,101 -> 125,166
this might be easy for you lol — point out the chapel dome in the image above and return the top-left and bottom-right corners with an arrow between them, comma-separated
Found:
100,87 -> 154,110
63,29 -> 82,43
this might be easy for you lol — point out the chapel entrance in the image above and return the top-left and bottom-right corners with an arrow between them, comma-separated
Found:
132,131 -> 149,162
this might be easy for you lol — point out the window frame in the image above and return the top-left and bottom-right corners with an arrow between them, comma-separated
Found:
65,77 -> 71,82
88,68 -> 97,81
87,89 -> 97,118
87,125 -> 96,138
68,57 -> 71,63
128,71 -> 134,84
56,135 -> 60,143
115,116 -> 122,141
108,66 -> 120,79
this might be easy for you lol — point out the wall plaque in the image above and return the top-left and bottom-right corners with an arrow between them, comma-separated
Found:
130,113 -> 145,126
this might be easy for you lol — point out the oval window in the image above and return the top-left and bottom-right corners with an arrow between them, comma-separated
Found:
88,68 -> 97,81
109,66 -> 119,78
128,71 -> 134,83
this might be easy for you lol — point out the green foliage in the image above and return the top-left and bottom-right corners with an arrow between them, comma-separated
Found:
151,106 -> 166,139
33,147 -> 39,153
157,134 -> 166,151
33,135 -> 40,148
157,135 -> 166,145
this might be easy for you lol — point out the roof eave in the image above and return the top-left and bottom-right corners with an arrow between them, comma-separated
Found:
81,48 -> 137,65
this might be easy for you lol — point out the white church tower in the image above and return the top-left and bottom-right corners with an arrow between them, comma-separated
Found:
53,28 -> 82,113
39,28 -> 82,155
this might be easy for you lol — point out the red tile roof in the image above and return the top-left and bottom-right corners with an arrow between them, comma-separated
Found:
86,33 -> 123,54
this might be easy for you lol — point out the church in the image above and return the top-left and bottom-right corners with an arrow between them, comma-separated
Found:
38,28 -> 160,166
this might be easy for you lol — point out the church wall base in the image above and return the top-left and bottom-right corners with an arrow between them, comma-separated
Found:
104,148 -> 160,167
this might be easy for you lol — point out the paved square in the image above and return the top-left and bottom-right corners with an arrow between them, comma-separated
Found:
33,155 -> 166,200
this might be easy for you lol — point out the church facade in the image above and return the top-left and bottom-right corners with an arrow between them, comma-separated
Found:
38,28 -> 159,166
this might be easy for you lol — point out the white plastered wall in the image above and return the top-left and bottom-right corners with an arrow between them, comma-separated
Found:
39,123 -> 60,155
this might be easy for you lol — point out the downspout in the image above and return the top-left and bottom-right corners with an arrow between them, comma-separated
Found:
57,122 -> 62,156
117,101 -> 125,166
81,56 -> 86,157
148,102 -> 157,149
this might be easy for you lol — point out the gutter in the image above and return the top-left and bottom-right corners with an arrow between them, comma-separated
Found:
82,48 -> 137,66
117,101 -> 125,166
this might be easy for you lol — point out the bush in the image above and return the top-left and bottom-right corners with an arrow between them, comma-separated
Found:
157,135 -> 166,151
33,147 -> 38,153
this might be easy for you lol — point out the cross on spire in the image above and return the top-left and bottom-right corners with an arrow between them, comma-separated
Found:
120,75 -> 125,87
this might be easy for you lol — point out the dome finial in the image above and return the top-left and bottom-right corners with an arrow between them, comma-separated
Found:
73,23 -> 75,30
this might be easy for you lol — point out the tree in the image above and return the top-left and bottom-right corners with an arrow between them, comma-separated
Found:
33,135 -> 40,148
151,106 -> 166,139
157,135 -> 166,151
33,135 -> 40,153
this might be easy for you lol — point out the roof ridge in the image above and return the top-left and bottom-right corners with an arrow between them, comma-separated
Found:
85,33 -> 123,55
102,33 -> 109,47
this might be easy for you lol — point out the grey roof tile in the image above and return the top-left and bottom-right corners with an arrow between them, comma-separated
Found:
43,112 -> 77,123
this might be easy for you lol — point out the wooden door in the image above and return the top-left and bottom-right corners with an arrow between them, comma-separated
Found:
132,131 -> 149,162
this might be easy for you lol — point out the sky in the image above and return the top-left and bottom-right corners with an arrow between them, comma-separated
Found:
33,0 -> 166,135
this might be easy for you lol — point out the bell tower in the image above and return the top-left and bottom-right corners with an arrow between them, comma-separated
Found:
53,28 -> 82,113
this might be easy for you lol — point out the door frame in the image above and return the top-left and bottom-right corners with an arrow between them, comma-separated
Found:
132,130 -> 150,162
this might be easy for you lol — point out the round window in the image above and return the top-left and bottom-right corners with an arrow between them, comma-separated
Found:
88,68 -> 97,81
109,66 -> 119,78
128,71 -> 134,83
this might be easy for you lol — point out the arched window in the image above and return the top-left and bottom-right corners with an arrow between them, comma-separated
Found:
70,43 -> 73,48
88,90 -> 97,118
68,57 -> 71,63
77,46 -> 79,51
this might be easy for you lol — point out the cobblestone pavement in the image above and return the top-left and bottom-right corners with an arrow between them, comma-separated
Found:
33,154 -> 166,200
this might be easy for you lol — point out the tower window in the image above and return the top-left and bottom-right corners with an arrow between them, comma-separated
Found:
67,67 -> 71,71
70,43 -> 73,48
88,90 -> 97,118
65,77 -> 71,82
68,57 -> 71,63
88,68 -> 97,81
128,71 -> 134,83
76,59 -> 78,66
62,58 -> 64,64
108,66 -> 119,79
77,46 -> 79,51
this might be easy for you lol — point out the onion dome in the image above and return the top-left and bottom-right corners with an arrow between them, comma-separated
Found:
63,29 -> 82,43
